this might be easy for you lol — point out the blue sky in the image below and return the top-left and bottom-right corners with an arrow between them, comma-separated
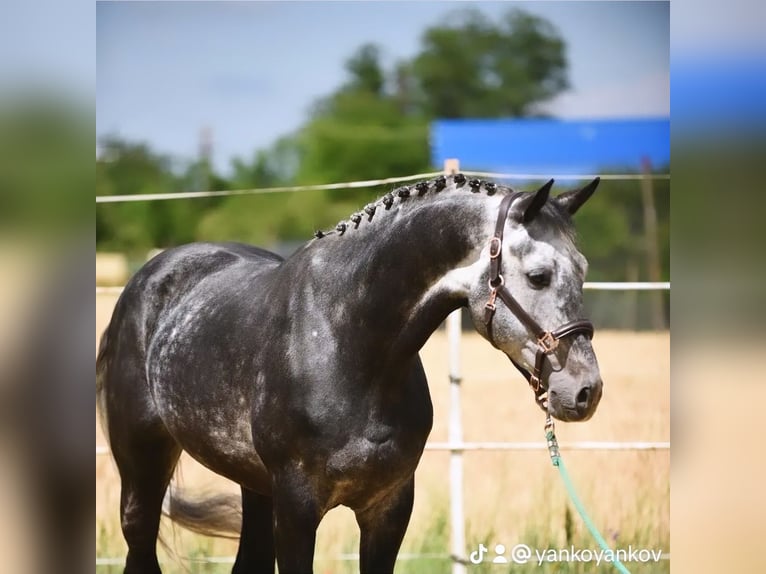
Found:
96,1 -> 669,174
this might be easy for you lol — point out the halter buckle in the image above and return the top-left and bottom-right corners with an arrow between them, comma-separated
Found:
488,237 -> 502,259
483,288 -> 498,326
530,373 -> 543,392
538,332 -> 559,354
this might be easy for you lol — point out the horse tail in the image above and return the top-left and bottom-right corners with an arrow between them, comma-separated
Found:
161,486 -> 243,539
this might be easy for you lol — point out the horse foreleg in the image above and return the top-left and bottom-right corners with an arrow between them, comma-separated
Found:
355,478 -> 415,574
232,487 -> 275,574
271,471 -> 321,574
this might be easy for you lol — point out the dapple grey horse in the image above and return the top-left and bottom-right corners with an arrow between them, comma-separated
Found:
96,174 -> 602,573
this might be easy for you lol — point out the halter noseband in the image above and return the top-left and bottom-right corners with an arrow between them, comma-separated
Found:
482,193 -> 595,410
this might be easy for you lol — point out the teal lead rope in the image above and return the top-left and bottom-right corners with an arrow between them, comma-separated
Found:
545,415 -> 632,574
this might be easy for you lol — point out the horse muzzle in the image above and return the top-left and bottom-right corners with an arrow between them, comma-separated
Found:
546,375 -> 603,422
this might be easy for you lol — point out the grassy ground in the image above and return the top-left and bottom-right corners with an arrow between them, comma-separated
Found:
96,292 -> 669,573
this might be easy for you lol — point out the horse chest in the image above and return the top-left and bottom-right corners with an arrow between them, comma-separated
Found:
322,428 -> 426,509
322,387 -> 433,506
329,428 -> 421,471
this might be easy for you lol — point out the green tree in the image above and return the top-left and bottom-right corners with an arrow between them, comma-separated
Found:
294,44 -> 431,209
197,135 -> 308,246
344,43 -> 385,96
0,95 -> 92,236
298,92 -> 430,187
411,8 -> 568,117
96,136 -> 226,254
97,138 -> 172,253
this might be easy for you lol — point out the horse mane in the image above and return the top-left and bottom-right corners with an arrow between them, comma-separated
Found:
313,173 -> 577,244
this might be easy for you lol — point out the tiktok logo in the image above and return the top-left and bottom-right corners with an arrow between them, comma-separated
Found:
470,543 -> 488,564
469,543 -> 510,564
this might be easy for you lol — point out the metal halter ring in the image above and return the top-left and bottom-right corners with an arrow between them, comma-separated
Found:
538,331 -> 559,354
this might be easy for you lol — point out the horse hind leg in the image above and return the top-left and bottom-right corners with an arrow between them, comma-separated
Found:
100,383 -> 180,572
98,302 -> 182,572
101,357 -> 181,574
111,423 -> 181,574
232,487 -> 275,574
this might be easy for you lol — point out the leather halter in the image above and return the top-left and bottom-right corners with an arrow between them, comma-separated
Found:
482,193 -> 595,409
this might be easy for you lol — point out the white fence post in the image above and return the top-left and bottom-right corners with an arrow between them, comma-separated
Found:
443,158 -> 467,574
447,309 -> 466,574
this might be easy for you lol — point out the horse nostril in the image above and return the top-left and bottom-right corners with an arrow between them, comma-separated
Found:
576,386 -> 591,407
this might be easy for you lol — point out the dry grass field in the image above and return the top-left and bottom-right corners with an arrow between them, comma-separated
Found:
96,292 -> 669,573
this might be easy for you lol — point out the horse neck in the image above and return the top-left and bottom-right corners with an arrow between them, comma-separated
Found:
298,191 -> 503,362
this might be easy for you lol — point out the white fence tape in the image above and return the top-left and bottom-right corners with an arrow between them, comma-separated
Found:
96,170 -> 670,203
96,171 -> 442,203
461,170 -> 670,181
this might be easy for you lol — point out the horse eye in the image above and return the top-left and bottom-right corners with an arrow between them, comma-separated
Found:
526,270 -> 551,289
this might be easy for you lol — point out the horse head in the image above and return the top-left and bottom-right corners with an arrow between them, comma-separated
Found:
464,178 -> 603,422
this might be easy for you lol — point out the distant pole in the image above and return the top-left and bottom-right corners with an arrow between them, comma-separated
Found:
640,157 -> 664,329
444,158 -> 467,574
625,258 -> 639,329
198,125 -> 213,192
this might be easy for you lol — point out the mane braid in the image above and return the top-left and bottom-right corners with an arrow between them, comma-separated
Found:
314,173 -> 505,239
311,173 -> 578,241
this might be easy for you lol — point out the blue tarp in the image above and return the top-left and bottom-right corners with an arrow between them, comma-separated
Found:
430,117 -> 670,175
672,56 -> 766,131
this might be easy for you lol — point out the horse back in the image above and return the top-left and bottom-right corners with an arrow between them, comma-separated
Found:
111,242 -> 280,342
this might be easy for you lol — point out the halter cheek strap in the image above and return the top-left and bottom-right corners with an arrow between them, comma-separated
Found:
483,193 -> 595,409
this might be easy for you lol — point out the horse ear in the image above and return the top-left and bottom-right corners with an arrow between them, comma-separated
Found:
521,179 -> 554,223
555,177 -> 600,216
